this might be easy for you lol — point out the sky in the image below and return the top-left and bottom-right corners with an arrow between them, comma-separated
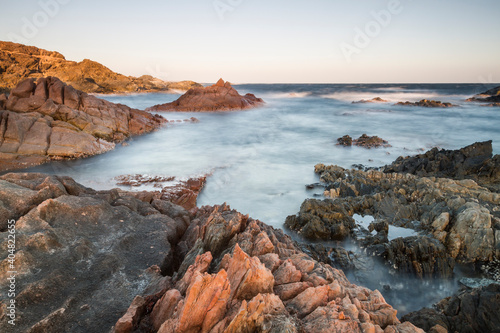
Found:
0,0 -> 499,84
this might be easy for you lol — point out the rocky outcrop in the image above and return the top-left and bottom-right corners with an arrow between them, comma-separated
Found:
0,77 -> 165,171
0,41 -> 201,94
0,173 -> 424,333
395,99 -> 456,107
146,79 -> 265,112
402,284 -> 500,333
352,97 -> 389,104
337,134 -> 391,149
467,86 -> 500,103
116,201 -> 423,333
383,141 -> 500,192
286,143 -> 500,278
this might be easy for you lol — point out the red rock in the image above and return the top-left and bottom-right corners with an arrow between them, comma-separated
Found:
273,259 -> 302,285
147,78 -> 265,112
10,78 -> 35,98
114,295 -> 146,333
150,289 -> 182,331
226,244 -> 274,300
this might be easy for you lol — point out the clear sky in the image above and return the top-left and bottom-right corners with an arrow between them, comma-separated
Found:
0,0 -> 499,83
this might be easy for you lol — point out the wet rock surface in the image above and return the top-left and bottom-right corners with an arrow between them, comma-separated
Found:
147,78 -> 265,112
0,77 -> 166,172
0,41 -> 200,94
402,284 -> 500,333
383,140 -> 500,192
337,134 -> 391,149
395,99 -> 457,107
286,143 -> 500,279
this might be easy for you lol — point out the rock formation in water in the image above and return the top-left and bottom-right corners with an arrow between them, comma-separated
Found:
0,77 -> 165,171
383,140 -> 500,192
0,41 -> 201,94
402,283 -> 500,333
286,142 -> 500,279
0,172 -> 424,333
146,79 -> 265,112
467,86 -> 500,104
337,134 -> 391,149
395,99 -> 456,107
352,97 -> 389,104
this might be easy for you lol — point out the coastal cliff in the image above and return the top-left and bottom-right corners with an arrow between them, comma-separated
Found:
0,41 -> 201,94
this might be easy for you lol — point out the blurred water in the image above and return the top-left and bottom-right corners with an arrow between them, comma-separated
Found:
23,83 -> 500,316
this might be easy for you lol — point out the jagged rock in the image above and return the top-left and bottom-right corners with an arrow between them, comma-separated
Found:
146,78 -> 264,112
402,284 -> 500,333
384,140 -> 500,192
0,41 -> 201,94
395,99 -> 456,107
0,77 -> 166,172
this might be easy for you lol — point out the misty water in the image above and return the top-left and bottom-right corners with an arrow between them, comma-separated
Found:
26,83 -> 500,316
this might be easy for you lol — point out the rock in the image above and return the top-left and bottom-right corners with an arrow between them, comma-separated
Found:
402,284 -> 500,333
467,86 -> 500,103
395,99 -> 457,107
337,134 -> 391,149
383,140 -> 500,192
352,97 -> 389,104
0,77 -> 166,172
146,78 -> 265,112
111,201 -> 422,333
337,135 -> 353,146
160,176 -> 207,211
0,41 -> 201,94
114,296 -> 147,333
0,173 -> 190,332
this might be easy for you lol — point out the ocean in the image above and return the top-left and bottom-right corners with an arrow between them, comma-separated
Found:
26,83 -> 500,315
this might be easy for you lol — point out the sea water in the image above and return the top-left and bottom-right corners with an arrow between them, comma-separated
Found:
25,83 -> 500,315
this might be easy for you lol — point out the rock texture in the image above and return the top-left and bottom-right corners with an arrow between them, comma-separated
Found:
337,134 -> 391,149
0,41 -> 201,94
402,284 -> 500,333
467,86 -> 500,103
395,99 -> 456,108
383,141 -> 500,192
146,79 -> 264,112
286,143 -> 500,278
115,201 -> 424,333
0,77 -> 165,171
0,173 -> 424,333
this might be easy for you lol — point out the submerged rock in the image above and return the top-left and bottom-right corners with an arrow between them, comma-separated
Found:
0,41 -> 201,94
395,99 -> 457,107
146,78 -> 265,112
0,77 -> 166,172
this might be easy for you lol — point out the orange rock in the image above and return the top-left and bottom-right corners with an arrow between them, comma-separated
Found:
273,259 -> 302,285
114,296 -> 146,333
150,289 -> 182,331
274,281 -> 313,301
175,251 -> 213,294
226,244 -> 274,301
286,285 -> 331,318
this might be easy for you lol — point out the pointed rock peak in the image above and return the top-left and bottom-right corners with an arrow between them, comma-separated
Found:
215,78 -> 226,87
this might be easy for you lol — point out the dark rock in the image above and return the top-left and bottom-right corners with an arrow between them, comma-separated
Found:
402,284 -> 500,333
352,97 -> 389,104
467,86 -> 500,103
337,134 -> 391,149
395,99 -> 457,107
